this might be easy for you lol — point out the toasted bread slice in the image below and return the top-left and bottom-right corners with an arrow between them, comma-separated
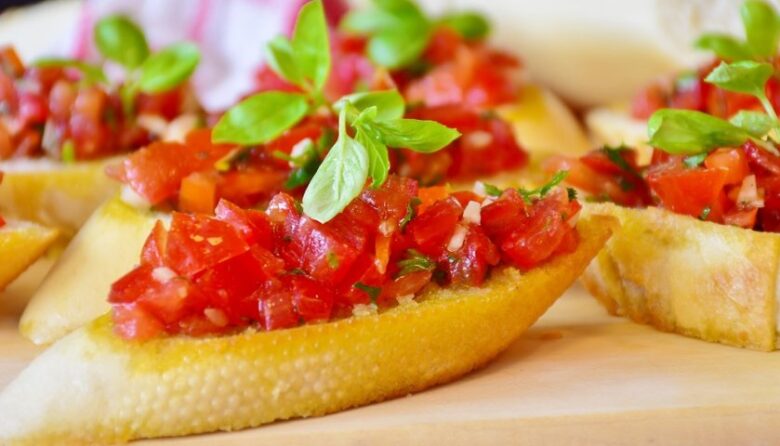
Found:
0,220 -> 59,291
0,215 -> 614,445
20,197 -> 162,345
582,203 -> 778,351
499,85 -> 591,159
0,158 -> 120,236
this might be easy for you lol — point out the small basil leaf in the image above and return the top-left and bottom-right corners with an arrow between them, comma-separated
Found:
137,43 -> 200,93
373,118 -> 460,152
730,110 -> 775,137
213,92 -> 309,145
265,36 -> 303,86
94,15 -> 149,68
439,12 -> 490,40
648,109 -> 750,155
356,127 -> 390,188
303,110 -> 369,223
704,60 -> 773,98
368,29 -> 430,69
33,58 -> 108,84
292,0 -> 331,91
741,0 -> 780,58
335,90 -> 405,121
694,34 -> 753,61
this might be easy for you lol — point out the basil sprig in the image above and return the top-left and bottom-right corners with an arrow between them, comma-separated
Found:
303,91 -> 459,222
340,0 -> 491,69
695,0 -> 780,61
34,15 -> 200,113
266,0 -> 330,96
214,1 -> 461,224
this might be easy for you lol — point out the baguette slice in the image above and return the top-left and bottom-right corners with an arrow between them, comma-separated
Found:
0,220 -> 59,291
0,215 -> 614,445
499,85 -> 591,158
20,197 -> 162,345
581,203 -> 779,351
0,158 -> 120,236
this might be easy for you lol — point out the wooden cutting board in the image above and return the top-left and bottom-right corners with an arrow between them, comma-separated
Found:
1,283 -> 779,445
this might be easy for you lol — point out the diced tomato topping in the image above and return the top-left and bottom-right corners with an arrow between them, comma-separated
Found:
108,130 -> 235,205
165,212 -> 249,277
140,221 -> 168,267
407,197 -> 462,256
110,175 -> 581,339
0,45 -> 198,161
647,167 -> 727,221
704,148 -> 750,186
111,304 -> 165,341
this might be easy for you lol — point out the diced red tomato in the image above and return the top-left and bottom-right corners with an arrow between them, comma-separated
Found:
290,275 -> 335,323
647,167 -> 727,222
214,200 -> 273,249
407,197 -> 462,256
165,212 -> 250,277
140,221 -> 168,267
112,304 -> 164,341
704,148 -> 750,186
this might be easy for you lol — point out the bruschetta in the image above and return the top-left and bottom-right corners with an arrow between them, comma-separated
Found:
0,168 -> 614,444
549,0 -> 780,348
21,0 -> 588,345
0,18 -> 201,235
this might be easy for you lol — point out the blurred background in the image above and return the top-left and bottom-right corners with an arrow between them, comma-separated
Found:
0,0 -> 772,108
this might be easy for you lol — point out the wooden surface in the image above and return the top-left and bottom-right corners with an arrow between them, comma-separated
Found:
2,283 -> 780,445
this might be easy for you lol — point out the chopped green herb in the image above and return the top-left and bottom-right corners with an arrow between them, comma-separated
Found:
399,197 -> 421,230
699,206 -> 712,220
567,187 -> 578,201
482,183 -> 503,197
397,249 -> 435,276
602,145 -> 641,177
518,170 -> 568,203
683,153 -> 708,168
354,282 -> 381,302
60,140 -> 76,163
326,252 -> 340,269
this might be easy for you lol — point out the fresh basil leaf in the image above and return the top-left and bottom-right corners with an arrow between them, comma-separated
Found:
213,92 -> 309,145
683,153 -> 708,168
694,33 -> 753,61
302,110 -> 369,223
373,118 -> 460,152
94,15 -> 149,68
704,60 -> 773,98
741,0 -> 780,58
368,29 -> 431,69
137,43 -> 200,93
439,12 -> 490,40
33,58 -> 108,84
336,90 -> 405,121
356,127 -> 390,188
647,109 -> 750,154
292,0 -> 331,91
730,110 -> 775,137
265,36 -> 303,86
